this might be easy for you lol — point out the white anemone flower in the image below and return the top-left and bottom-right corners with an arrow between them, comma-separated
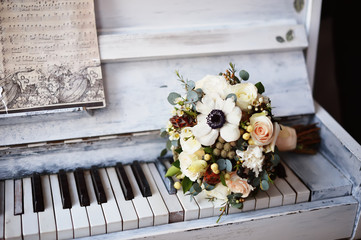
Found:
192,94 -> 242,146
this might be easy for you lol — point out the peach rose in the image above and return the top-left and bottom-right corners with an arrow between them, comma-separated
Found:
225,172 -> 254,198
276,125 -> 297,151
250,112 -> 273,146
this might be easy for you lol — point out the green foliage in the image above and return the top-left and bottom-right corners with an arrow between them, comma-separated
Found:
160,148 -> 167,157
226,93 -> 237,102
167,92 -> 181,105
276,36 -> 285,43
294,0 -> 304,13
182,177 -> 193,194
255,82 -> 265,94
220,172 -> 227,186
239,70 -> 249,81
260,179 -> 269,191
204,182 -> 215,191
286,29 -> 294,42
186,90 -> 198,103
189,182 -> 202,196
227,193 -> 243,209
172,160 -> 180,168
165,165 -> 180,177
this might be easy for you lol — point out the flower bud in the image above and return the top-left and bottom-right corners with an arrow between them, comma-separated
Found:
174,182 -> 181,190
242,133 -> 251,140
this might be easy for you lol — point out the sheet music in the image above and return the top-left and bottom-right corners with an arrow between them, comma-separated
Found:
0,0 -> 105,114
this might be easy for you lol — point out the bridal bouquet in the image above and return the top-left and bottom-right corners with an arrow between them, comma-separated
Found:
160,63 -> 319,215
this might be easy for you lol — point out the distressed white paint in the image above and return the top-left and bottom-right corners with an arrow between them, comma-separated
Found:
0,51 -> 313,146
282,162 -> 310,203
79,196 -> 357,240
99,24 -> 308,62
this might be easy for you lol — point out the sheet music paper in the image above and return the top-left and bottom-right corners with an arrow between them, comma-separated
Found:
0,0 -> 105,114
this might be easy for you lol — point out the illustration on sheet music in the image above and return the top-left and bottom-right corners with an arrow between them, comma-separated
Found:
0,0 -> 105,113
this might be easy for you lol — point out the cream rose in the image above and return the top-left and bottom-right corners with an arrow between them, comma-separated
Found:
195,75 -> 229,99
249,112 -> 274,146
227,83 -> 258,110
206,182 -> 230,201
179,151 -> 207,181
225,172 -> 254,198
180,127 -> 202,154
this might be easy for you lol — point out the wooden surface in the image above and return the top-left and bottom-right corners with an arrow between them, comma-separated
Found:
80,196 -> 358,240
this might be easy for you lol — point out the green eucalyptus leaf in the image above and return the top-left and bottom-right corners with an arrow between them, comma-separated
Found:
225,159 -> 233,172
166,140 -> 172,150
262,171 -> 269,181
294,0 -> 304,13
204,182 -> 215,191
171,140 -> 179,147
160,129 -> 168,138
276,36 -> 285,43
255,82 -> 265,94
182,177 -> 193,193
165,165 -> 180,177
186,90 -> 198,103
160,148 -> 167,157
186,80 -> 195,90
167,92 -> 181,105
286,29 -> 294,42
189,182 -> 202,196
231,202 -> 243,209
217,159 -> 227,171
226,93 -> 237,102
239,70 -> 249,80
260,179 -> 269,191
195,88 -> 204,98
271,153 -> 281,166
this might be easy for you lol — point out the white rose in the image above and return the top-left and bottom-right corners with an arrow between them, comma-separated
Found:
227,83 -> 258,110
195,75 -> 229,99
179,151 -> 207,181
180,127 -> 202,154
205,183 -> 230,201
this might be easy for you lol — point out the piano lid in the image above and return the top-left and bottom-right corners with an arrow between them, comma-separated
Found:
0,0 -> 314,146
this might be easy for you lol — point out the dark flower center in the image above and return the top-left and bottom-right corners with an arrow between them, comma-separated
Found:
207,109 -> 226,129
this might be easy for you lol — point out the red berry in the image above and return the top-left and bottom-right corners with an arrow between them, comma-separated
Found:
203,167 -> 221,185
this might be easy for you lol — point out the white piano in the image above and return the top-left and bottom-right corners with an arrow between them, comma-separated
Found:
1,0 -> 361,239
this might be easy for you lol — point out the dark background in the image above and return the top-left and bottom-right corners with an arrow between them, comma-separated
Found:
314,0 -> 361,144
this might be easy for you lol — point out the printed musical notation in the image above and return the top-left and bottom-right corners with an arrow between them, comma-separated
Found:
0,0 -> 105,113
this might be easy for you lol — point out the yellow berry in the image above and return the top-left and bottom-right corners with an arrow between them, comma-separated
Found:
224,173 -> 230,180
248,138 -> 255,145
204,154 -> 211,161
174,182 -> 181,190
246,125 -> 253,132
243,133 -> 251,140
211,163 -> 219,172
214,170 -> 220,174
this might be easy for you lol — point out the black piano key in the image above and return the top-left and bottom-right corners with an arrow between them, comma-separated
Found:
90,167 -> 107,204
58,170 -> 72,209
31,173 -> 44,212
115,163 -> 134,200
74,169 -> 90,207
14,179 -> 23,215
155,159 -> 176,195
131,161 -> 152,197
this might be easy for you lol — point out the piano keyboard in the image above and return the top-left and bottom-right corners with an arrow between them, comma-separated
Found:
0,160 -> 310,240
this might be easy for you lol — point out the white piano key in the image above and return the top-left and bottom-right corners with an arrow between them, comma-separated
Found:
124,165 -> 154,228
67,172 -> 90,238
49,174 -> 73,239
4,180 -> 22,240
106,167 -> 138,230
193,190 -> 214,218
283,163 -> 310,203
274,177 -> 296,205
38,175 -> 56,240
212,198 -> 226,217
255,190 -> 269,210
83,170 -> 106,235
267,183 -> 283,208
163,160 -> 200,221
22,178 -> 39,240
97,168 -> 123,233
0,181 -> 5,240
141,163 -> 169,225
228,195 -> 256,214
147,163 -> 184,223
